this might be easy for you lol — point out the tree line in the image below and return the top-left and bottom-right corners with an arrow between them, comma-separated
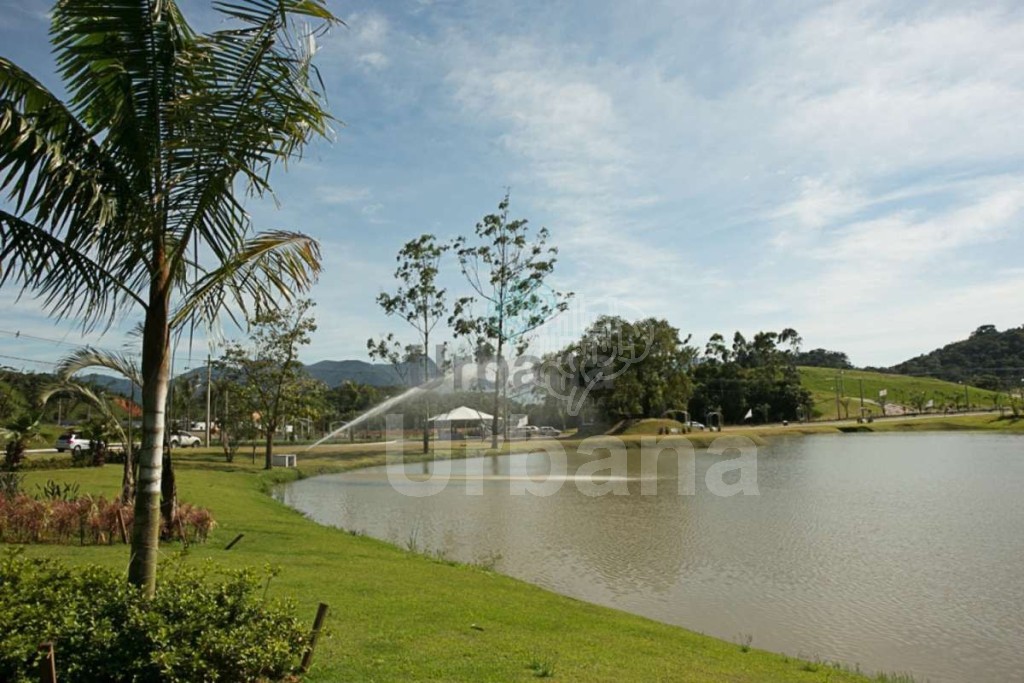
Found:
535,322 -> 812,427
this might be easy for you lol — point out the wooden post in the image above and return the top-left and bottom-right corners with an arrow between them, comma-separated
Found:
300,603 -> 329,673
224,533 -> 244,550
115,508 -> 128,544
38,642 -> 57,683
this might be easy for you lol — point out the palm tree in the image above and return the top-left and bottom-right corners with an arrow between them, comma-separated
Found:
3,413 -> 41,470
0,0 -> 338,597
40,346 -> 142,502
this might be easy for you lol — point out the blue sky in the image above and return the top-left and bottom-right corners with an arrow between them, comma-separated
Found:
2,0 -> 1023,373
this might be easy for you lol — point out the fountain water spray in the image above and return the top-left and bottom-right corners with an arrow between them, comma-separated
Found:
303,371 -> 454,451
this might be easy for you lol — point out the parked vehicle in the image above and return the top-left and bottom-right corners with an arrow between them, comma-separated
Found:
54,431 -> 89,453
686,421 -> 706,431
510,425 -> 540,439
537,426 -> 562,437
168,431 -> 202,448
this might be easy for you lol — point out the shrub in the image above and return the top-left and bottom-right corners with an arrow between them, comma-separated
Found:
0,493 -> 215,546
35,479 -> 81,501
70,448 -> 91,468
0,551 -> 307,682
16,455 -> 74,471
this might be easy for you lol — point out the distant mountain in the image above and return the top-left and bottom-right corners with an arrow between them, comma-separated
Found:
889,324 -> 1024,390
82,373 -> 137,397
81,358 -> 438,396
304,359 -> 435,388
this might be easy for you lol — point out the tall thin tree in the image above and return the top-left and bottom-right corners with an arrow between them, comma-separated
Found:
451,193 -> 572,448
370,234 -> 449,454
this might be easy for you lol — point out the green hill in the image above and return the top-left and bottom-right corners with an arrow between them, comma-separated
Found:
799,366 -> 1003,420
888,324 -> 1024,390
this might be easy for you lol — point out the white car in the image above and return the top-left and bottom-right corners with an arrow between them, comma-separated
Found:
686,421 -> 706,431
537,426 -> 562,437
55,431 -> 89,453
169,431 -> 202,448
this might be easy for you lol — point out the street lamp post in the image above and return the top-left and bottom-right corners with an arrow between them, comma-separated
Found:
205,354 -> 212,448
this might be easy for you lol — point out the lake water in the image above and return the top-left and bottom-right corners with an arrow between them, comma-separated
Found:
276,433 -> 1024,682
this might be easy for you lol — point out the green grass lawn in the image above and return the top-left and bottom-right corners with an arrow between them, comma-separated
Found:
7,444 -> 885,683
799,366 -> 1002,420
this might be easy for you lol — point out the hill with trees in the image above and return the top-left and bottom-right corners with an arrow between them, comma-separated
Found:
888,324 -> 1024,391
793,348 -> 853,369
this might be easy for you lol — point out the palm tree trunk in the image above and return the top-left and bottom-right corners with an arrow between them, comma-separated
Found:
128,269 -> 171,598
160,450 -> 177,538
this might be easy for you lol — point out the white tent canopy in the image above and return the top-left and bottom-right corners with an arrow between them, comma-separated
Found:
427,406 -> 494,423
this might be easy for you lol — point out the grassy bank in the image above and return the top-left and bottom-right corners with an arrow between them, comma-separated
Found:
799,366 -> 1001,419
610,412 -> 1023,444
736,412 -> 1024,437
7,447 -> 884,683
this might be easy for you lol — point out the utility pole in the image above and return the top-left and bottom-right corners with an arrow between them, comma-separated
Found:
859,378 -> 865,418
835,376 -> 841,421
963,381 -> 969,412
224,388 -> 229,451
205,354 -> 212,448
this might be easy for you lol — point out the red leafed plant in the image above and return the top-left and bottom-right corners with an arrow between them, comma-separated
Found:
0,488 -> 214,546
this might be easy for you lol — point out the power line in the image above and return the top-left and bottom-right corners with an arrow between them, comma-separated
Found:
0,353 -> 58,368
0,328 -> 123,354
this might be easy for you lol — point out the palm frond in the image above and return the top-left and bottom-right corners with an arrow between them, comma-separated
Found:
50,0 -> 192,198
0,51 -> 149,329
170,229 -> 321,330
38,380 -> 128,445
55,346 -> 143,390
43,0 -> 197,302
164,0 -> 339,269
0,56 -> 127,223
0,210 -> 146,327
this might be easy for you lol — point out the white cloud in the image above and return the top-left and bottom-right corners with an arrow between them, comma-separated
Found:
315,185 -> 372,205
358,51 -> 389,69
765,4 -> 1024,174
450,51 -> 634,199
352,14 -> 388,46
770,179 -> 867,248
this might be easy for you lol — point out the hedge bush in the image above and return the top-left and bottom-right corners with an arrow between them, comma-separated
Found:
0,551 -> 307,682
0,494 -> 215,546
